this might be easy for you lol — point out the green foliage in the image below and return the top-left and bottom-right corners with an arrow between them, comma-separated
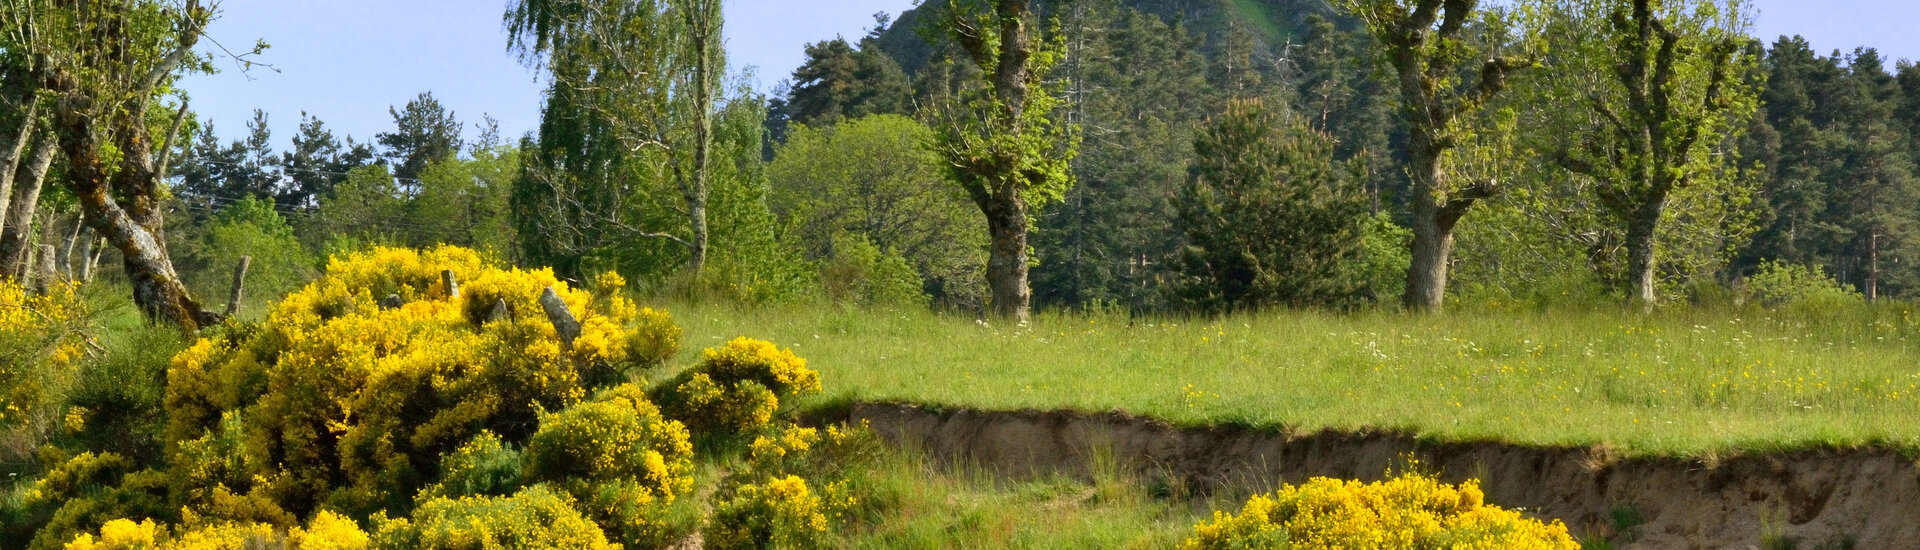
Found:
1523,0 -> 1762,303
927,0 -> 1080,209
10,451 -> 174,550
1032,1 -> 1209,312
411,145 -> 520,256
819,234 -> 927,308
313,165 -> 409,251
60,326 -> 188,466
681,97 -> 818,305
1745,261 -> 1863,310
1359,213 -> 1412,304
418,432 -> 523,501
653,338 -> 821,440
768,36 -> 911,139
375,485 -> 618,550
182,196 -> 317,309
769,115 -> 982,308
377,92 -> 464,183
625,306 -> 683,371
1172,99 -> 1369,312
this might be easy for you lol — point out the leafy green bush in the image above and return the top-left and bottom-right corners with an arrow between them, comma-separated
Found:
60,326 -> 187,466
653,338 -> 822,439
1180,470 -> 1578,550
418,431 -> 523,501
819,234 -> 927,308
1745,261 -> 1862,310
180,196 -> 318,311
10,451 -> 175,550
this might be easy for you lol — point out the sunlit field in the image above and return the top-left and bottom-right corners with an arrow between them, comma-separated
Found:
670,301 -> 1920,457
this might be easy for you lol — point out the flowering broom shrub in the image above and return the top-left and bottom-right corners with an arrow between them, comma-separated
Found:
64,511 -> 369,550
703,475 -> 848,550
653,338 -> 821,438
0,280 -> 88,443
523,383 -> 695,546
160,246 -> 676,522
1180,471 -> 1579,550
373,485 -> 619,550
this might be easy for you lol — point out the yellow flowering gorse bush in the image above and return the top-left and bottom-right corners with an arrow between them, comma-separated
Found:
655,337 -> 821,437
703,475 -> 847,550
64,511 -> 369,550
161,246 -> 677,521
1180,470 -> 1579,550
1,280 -> 87,430
375,485 -> 620,550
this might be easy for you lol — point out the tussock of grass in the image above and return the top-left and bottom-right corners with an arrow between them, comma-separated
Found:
836,443 -> 1216,549
667,302 -> 1920,458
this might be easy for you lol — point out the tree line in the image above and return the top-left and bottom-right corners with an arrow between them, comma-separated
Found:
2,0 -> 1918,329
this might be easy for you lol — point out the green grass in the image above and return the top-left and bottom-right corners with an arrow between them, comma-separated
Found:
661,301 -> 1920,458
834,443 -> 1219,549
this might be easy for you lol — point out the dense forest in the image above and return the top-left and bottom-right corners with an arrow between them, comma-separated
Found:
1,0 -> 1916,322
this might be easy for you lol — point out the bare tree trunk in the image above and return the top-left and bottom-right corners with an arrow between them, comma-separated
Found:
32,244 -> 55,294
1401,141 -> 1485,312
77,230 -> 99,283
224,255 -> 250,318
0,101 -> 39,239
0,136 -> 56,278
1867,233 -> 1881,302
1623,193 -> 1668,310
58,214 -> 81,280
985,188 -> 1032,323
680,0 -> 719,276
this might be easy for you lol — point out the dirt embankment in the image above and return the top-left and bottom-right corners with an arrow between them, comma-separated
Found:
826,402 -> 1920,549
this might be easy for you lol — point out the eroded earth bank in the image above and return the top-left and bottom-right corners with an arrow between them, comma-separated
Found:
826,403 -> 1919,549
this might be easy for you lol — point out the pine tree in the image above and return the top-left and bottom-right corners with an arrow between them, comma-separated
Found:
1174,99 -> 1368,312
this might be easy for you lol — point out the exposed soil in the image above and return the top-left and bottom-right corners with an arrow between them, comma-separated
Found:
825,402 -> 1920,549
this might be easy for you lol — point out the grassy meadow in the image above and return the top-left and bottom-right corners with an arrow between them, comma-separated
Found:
664,301 -> 1920,458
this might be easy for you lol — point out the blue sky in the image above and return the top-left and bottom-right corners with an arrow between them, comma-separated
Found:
175,0 -> 1920,151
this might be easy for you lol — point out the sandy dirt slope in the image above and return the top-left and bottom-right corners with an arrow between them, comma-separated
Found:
829,403 -> 1917,549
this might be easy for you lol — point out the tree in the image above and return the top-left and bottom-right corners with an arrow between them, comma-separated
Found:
412,144 -> 520,255
314,164 -> 408,252
377,92 -> 463,183
1831,49 -> 1919,299
1345,0 -> 1532,312
178,196 -> 315,308
768,114 -> 983,308
1173,99 -> 1369,312
505,0 -> 727,278
767,28 -> 910,140
1536,0 -> 1759,308
928,0 -> 1080,323
4,0 -> 228,328
1030,0 -> 1208,312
